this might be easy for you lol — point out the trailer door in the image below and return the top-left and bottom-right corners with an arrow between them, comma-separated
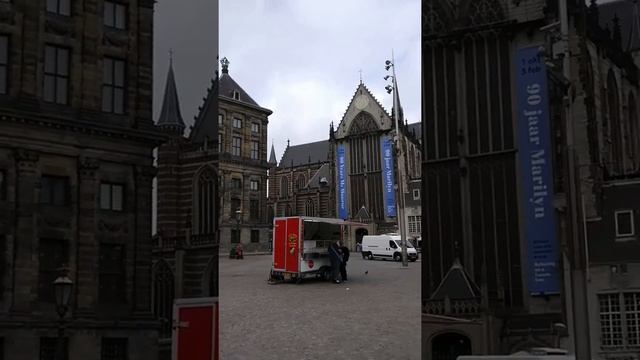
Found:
172,297 -> 218,360
273,218 -> 287,271
285,217 -> 300,273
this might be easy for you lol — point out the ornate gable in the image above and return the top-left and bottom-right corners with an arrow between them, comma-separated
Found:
334,83 -> 391,140
425,0 -> 506,36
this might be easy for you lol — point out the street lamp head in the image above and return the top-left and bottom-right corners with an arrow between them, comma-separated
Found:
53,267 -> 73,318
385,85 -> 393,94
385,60 -> 392,65
385,65 -> 391,71
384,75 -> 391,80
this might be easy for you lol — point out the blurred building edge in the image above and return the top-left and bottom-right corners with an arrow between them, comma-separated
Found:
423,0 -> 640,358
0,0 -> 167,359
153,56 -> 220,358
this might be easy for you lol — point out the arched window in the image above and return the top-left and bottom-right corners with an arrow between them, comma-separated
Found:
628,92 -> 639,170
285,204 -> 292,216
297,174 -> 307,190
280,176 -> 289,198
607,70 -> 623,174
195,168 -> 216,235
153,261 -> 174,339
305,199 -> 315,216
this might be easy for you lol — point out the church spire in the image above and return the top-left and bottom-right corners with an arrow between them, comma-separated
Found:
268,142 -> 277,166
221,57 -> 230,75
157,54 -> 185,134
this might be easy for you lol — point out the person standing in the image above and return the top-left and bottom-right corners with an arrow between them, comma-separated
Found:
328,241 -> 343,284
339,244 -> 350,282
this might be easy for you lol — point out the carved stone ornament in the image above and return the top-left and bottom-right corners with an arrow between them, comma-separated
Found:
79,156 -> 100,178
98,219 -> 129,235
103,30 -> 129,47
45,17 -> 75,37
14,149 -> 39,173
135,165 -> 157,181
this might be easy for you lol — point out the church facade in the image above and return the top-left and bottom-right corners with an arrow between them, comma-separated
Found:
267,82 -> 421,249
423,0 -> 640,358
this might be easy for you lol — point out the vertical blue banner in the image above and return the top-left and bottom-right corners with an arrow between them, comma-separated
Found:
336,144 -> 348,219
515,45 -> 559,295
381,136 -> 397,218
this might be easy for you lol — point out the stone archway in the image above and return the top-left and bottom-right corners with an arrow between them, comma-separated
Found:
355,228 -> 368,244
431,332 -> 472,360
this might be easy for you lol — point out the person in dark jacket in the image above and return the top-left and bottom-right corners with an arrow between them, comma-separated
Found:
339,245 -> 350,282
328,241 -> 343,284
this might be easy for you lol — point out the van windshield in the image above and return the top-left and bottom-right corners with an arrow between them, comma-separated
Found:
395,240 -> 414,248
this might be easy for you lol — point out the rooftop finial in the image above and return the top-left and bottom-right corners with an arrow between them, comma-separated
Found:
359,69 -> 363,84
287,139 -> 290,148
220,57 -> 230,74
169,48 -> 174,66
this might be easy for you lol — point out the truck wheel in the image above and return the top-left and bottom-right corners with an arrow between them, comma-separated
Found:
367,252 -> 374,260
393,253 -> 402,262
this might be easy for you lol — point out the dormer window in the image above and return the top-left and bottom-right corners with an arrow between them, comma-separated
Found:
233,90 -> 240,101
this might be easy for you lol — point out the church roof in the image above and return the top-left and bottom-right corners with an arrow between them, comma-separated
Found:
306,163 -> 331,189
407,122 -> 422,141
599,0 -> 640,51
430,259 -> 481,301
279,140 -> 330,168
219,57 -> 262,108
189,72 -> 218,143
156,59 -> 185,130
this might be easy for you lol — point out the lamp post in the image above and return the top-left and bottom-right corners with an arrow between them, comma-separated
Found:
53,267 -> 73,360
235,209 -> 242,245
385,52 -> 409,267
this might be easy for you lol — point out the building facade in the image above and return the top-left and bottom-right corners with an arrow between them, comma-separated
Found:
422,0 -> 640,358
217,58 -> 272,252
0,0 -> 164,358
152,58 -> 219,359
266,139 -> 335,222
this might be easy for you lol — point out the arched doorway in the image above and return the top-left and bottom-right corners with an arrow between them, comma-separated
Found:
355,228 -> 368,252
432,332 -> 472,360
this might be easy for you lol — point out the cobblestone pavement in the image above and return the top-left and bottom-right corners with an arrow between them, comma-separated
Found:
220,254 -> 421,360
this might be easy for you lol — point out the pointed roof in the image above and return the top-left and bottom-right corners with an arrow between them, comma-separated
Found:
157,58 -> 185,130
279,140 -> 330,168
354,206 -> 371,221
268,143 -> 277,165
189,71 -> 218,143
219,57 -> 271,114
599,0 -> 640,51
430,259 -> 481,301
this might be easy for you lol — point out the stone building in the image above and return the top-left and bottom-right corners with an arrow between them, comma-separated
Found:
0,0 -> 163,358
267,81 -> 421,249
217,58 -> 272,252
422,0 -> 640,358
152,58 -> 219,359
266,139 -> 335,222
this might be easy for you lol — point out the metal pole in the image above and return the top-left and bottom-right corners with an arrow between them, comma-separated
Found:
391,51 -> 409,267
558,0 -> 591,356
55,317 -> 65,360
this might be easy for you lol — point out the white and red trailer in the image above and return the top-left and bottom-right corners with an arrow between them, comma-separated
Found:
270,216 -> 345,283
172,297 -> 218,360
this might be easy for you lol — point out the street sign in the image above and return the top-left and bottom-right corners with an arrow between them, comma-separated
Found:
172,297 -> 218,360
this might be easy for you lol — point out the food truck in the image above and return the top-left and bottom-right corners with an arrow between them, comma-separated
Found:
269,216 -> 345,283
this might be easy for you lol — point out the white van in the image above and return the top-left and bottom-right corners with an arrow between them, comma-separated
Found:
361,234 -> 418,262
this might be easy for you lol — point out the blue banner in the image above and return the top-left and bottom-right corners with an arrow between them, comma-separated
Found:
380,136 -> 397,218
336,144 -> 348,219
515,45 -> 559,295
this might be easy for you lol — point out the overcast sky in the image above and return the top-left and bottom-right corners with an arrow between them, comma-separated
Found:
220,0 -> 421,163
153,0 -> 218,127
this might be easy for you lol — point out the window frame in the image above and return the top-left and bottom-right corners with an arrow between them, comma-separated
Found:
218,113 -> 224,126
249,199 -> 259,221
615,210 -> 635,239
413,189 -> 420,200
0,35 -> 8,95
250,180 -> 259,191
231,136 -> 241,156
598,291 -> 640,349
231,178 -> 242,190
99,243 -> 126,304
103,1 -> 127,30
251,140 -> 259,160
43,45 -> 70,105
102,57 -> 126,114
100,182 -> 124,212
46,0 -> 71,16
251,229 -> 260,243
251,122 -> 260,133
40,175 -> 70,206
101,337 -> 128,360
233,117 -> 242,129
